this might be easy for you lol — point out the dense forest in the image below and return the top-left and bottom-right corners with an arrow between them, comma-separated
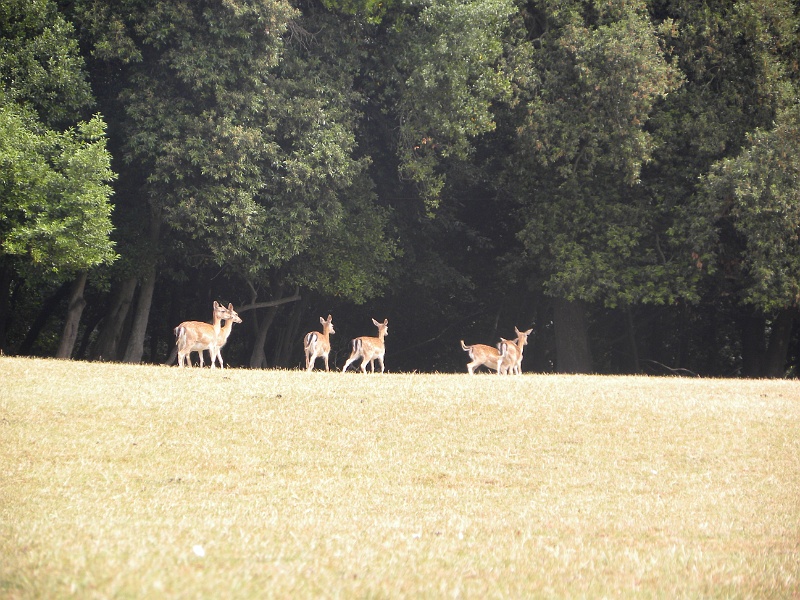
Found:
2,0 -> 799,376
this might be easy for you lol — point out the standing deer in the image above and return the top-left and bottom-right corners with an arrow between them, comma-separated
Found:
303,314 -> 335,372
174,301 -> 235,368
209,303 -> 242,369
342,318 -> 389,373
460,340 -> 504,375
497,327 -> 534,375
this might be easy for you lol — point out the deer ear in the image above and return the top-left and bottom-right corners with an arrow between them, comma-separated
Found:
383,319 -> 388,325
228,303 -> 234,310
372,318 -> 380,326
320,316 -> 326,325
327,314 -> 333,321
213,301 -> 220,309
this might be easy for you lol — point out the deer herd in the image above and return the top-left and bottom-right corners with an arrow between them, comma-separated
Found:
175,302 -> 533,374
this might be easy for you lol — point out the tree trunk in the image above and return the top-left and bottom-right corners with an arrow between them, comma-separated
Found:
0,260 -> 14,352
249,304 -> 280,369
625,306 -> 640,374
122,265 -> 157,363
553,297 -> 593,374
56,272 -> 89,359
75,309 -> 104,360
92,276 -> 138,361
273,300 -> 303,368
739,312 -> 766,378
762,309 -> 795,378
122,209 -> 161,364
17,281 -> 71,355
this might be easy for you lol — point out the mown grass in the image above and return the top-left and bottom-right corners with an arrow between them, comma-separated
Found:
1,356 -> 798,598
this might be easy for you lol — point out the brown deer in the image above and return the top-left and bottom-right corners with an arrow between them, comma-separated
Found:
342,318 -> 388,373
460,341 -> 505,375
174,301 -> 235,368
304,314 -> 335,372
209,303 -> 242,369
497,327 -> 533,375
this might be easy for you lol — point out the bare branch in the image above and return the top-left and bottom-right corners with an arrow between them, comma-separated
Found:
237,294 -> 301,313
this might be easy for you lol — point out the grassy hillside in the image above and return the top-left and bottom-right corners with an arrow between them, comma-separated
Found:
1,357 -> 798,598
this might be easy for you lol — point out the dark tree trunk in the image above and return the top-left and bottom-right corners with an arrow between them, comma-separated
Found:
739,312 -> 766,378
0,260 -> 14,352
553,297 -> 593,374
17,282 -> 71,355
625,307 -> 640,374
273,300 -> 303,368
122,266 -> 157,363
75,309 -> 104,360
92,276 -> 138,361
763,309 -> 795,378
56,272 -> 89,358
249,304 -> 280,369
122,211 -> 161,364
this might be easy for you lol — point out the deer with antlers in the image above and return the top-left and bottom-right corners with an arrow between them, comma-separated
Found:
342,318 -> 389,373
304,314 -> 335,372
497,327 -> 534,375
174,301 -> 235,368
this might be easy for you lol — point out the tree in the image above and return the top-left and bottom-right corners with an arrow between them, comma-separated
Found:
383,0 -> 516,210
0,0 -> 115,356
502,0 -> 681,372
653,0 -> 800,376
73,0 -> 297,362
75,0 -> 398,365
697,104 -> 800,376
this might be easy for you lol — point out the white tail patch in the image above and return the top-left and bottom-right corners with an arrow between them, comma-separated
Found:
343,318 -> 388,373
174,301 -> 236,368
304,315 -> 335,371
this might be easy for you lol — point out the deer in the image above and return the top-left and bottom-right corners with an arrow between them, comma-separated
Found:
460,340 -> 506,375
303,314 -> 335,372
174,301 -> 235,368
497,327 -> 534,375
209,303 -> 242,369
342,318 -> 389,373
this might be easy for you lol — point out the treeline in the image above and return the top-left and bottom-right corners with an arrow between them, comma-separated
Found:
1,0 -> 799,376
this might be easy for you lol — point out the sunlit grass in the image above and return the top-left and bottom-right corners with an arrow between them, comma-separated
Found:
1,356 -> 798,597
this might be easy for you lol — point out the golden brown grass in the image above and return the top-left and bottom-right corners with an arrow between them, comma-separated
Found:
1,356 -> 798,598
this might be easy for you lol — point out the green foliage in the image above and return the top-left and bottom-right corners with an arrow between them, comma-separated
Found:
388,0 -> 516,210
699,105 -> 800,312
0,0 -> 115,278
508,0 -> 682,307
321,0 -> 400,23
76,0 -> 397,303
0,103 -> 116,273
0,0 -> 94,125
518,0 -> 680,184
653,0 -> 800,313
288,176 -> 397,303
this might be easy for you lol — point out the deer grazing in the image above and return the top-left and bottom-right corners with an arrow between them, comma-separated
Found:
342,318 -> 388,373
304,314 -> 335,372
209,303 -> 242,369
497,327 -> 534,375
174,301 -> 235,368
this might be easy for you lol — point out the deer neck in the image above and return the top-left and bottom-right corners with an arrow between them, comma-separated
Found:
219,319 -> 237,344
212,312 -> 225,336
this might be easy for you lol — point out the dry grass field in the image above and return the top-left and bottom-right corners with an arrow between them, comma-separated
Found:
1,356 -> 799,598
